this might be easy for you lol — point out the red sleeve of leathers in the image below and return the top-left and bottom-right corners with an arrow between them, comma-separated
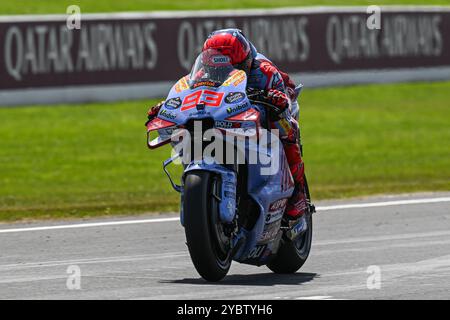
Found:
278,69 -> 296,90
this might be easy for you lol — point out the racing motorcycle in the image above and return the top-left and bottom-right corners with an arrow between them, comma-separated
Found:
146,49 -> 315,281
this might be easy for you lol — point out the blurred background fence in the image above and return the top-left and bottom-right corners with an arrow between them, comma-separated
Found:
1,6 -> 449,105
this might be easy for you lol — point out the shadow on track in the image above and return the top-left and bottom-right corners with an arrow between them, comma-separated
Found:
160,272 -> 318,286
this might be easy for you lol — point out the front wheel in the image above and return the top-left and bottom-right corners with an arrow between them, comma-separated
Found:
183,171 -> 232,282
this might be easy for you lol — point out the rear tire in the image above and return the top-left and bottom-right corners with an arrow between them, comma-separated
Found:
268,174 -> 313,274
183,171 -> 232,282
267,214 -> 312,273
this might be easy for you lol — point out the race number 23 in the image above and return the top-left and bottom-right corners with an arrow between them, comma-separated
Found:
181,90 -> 224,111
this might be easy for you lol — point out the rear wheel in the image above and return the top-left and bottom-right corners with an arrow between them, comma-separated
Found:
267,214 -> 312,273
267,174 -> 313,274
183,171 -> 232,281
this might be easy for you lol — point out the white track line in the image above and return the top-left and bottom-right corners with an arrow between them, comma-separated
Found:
0,197 -> 449,234
0,217 -> 180,234
315,230 -> 450,246
295,296 -> 334,300
317,197 -> 450,211
0,251 -> 189,271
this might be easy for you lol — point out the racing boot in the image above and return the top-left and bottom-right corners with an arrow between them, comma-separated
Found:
284,189 -> 308,241
283,142 -> 308,220
282,140 -> 310,240
285,183 -> 308,220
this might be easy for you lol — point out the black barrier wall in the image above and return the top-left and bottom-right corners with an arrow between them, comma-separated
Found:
0,7 -> 449,105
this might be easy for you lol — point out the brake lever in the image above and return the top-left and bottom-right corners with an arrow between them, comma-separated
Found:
248,98 -> 283,114
246,88 -> 266,98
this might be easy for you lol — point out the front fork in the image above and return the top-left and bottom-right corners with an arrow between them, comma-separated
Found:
162,153 -> 238,227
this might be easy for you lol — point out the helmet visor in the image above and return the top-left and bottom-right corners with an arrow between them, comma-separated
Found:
188,49 -> 235,88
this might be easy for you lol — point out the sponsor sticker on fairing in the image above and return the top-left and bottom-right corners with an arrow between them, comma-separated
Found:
192,81 -> 220,88
247,245 -> 266,259
226,102 -> 249,114
165,97 -> 182,109
265,210 -> 283,224
215,120 -> 233,129
269,198 -> 288,212
259,226 -> 280,242
224,92 -> 245,104
159,109 -> 177,120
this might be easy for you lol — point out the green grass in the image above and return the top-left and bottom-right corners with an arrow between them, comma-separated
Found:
303,82 -> 450,198
0,81 -> 449,222
0,0 -> 449,15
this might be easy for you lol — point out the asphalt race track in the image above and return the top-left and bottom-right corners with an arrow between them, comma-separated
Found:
1,192 -> 449,300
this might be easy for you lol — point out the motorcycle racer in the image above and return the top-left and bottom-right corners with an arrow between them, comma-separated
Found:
147,29 -> 308,221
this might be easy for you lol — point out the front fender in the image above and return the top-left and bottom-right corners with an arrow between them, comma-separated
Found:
181,161 -> 237,226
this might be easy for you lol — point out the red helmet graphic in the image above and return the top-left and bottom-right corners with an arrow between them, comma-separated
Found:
203,29 -> 252,66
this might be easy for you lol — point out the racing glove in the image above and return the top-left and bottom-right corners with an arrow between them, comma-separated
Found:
145,101 -> 164,126
266,89 -> 289,111
247,88 -> 289,121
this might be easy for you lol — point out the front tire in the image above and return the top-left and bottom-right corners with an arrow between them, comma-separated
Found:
183,171 -> 232,281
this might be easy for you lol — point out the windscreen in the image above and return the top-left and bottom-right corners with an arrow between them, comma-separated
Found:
188,49 -> 235,88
